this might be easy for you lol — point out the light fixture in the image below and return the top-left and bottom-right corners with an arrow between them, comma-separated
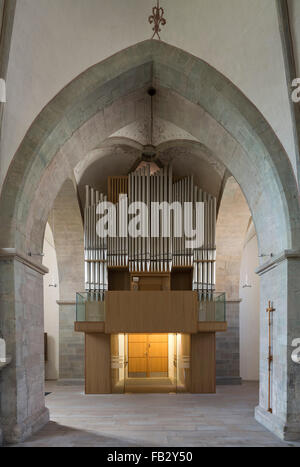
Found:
259,253 -> 274,259
142,87 -> 157,162
242,243 -> 252,289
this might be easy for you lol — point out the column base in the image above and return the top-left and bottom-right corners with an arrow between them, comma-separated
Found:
255,406 -> 300,442
3,406 -> 49,445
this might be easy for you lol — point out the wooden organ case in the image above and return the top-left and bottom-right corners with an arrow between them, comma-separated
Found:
75,165 -> 227,394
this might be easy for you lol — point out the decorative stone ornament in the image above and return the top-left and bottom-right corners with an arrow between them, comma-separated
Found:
149,0 -> 166,40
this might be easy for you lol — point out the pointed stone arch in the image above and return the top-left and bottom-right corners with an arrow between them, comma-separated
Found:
0,40 -> 299,443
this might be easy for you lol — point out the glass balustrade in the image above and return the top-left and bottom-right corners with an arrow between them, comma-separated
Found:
76,292 -> 106,322
76,291 -> 226,323
198,292 -> 226,322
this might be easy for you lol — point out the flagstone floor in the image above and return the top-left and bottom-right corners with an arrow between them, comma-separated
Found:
10,381 -> 300,447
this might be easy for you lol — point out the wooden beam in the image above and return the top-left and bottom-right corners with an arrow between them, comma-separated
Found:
75,322 -> 105,333
197,321 -> 227,333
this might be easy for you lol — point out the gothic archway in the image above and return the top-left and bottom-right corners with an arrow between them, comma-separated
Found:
0,40 -> 299,443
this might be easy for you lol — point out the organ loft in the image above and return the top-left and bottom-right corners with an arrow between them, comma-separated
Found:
75,158 -> 227,394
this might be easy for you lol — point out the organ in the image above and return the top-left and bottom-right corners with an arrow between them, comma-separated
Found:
84,164 -> 216,301
76,162 -> 227,395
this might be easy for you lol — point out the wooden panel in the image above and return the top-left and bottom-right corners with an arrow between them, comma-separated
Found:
130,273 -> 170,291
128,334 -> 168,375
85,333 -> 111,394
129,357 -> 147,373
190,333 -> 216,394
197,322 -> 227,333
149,357 -> 168,373
171,269 -> 193,290
76,322 -> 227,335
148,334 -> 168,373
75,322 -> 105,333
129,334 -> 147,343
148,342 -> 168,357
108,270 -> 130,291
129,342 -> 147,356
105,291 -> 198,334
149,334 -> 168,344
128,334 -> 147,373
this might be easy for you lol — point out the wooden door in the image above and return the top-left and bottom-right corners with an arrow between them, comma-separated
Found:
128,334 -> 168,377
128,334 -> 147,376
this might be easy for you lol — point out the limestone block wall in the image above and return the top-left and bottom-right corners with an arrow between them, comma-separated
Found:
216,300 -> 241,385
43,224 -> 59,380
0,256 -> 49,444
1,0 -> 297,192
239,225 -> 260,381
216,176 -> 251,384
49,179 -> 85,381
255,254 -> 300,441
59,303 -> 84,380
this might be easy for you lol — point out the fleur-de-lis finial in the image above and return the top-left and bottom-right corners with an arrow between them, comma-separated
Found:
149,0 -> 166,40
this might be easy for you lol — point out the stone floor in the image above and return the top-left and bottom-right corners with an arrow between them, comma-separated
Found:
124,376 -> 177,393
12,381 -> 300,447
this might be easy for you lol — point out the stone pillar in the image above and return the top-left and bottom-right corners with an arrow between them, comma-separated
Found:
216,299 -> 242,385
58,301 -> 84,382
49,179 -> 85,382
216,176 -> 251,386
255,251 -> 300,441
0,250 -> 49,444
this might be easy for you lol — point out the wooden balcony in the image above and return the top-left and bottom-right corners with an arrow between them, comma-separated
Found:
75,291 -> 227,334
105,290 -> 198,334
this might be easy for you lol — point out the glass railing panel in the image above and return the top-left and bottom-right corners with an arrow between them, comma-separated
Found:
215,292 -> 226,322
111,334 -> 125,394
76,292 -> 106,322
176,333 -> 191,393
198,292 -> 226,322
76,292 -> 86,322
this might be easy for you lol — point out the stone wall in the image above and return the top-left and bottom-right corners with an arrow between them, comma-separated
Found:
0,39 -> 299,444
255,253 -> 300,441
0,254 -> 49,444
1,0 -> 297,191
59,303 -> 84,380
216,301 -> 242,385
216,177 -> 251,384
49,179 -> 85,381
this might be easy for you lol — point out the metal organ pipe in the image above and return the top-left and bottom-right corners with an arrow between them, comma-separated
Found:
84,166 -> 217,302
84,185 -> 108,301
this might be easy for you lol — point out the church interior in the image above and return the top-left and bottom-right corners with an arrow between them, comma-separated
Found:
0,0 -> 299,448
